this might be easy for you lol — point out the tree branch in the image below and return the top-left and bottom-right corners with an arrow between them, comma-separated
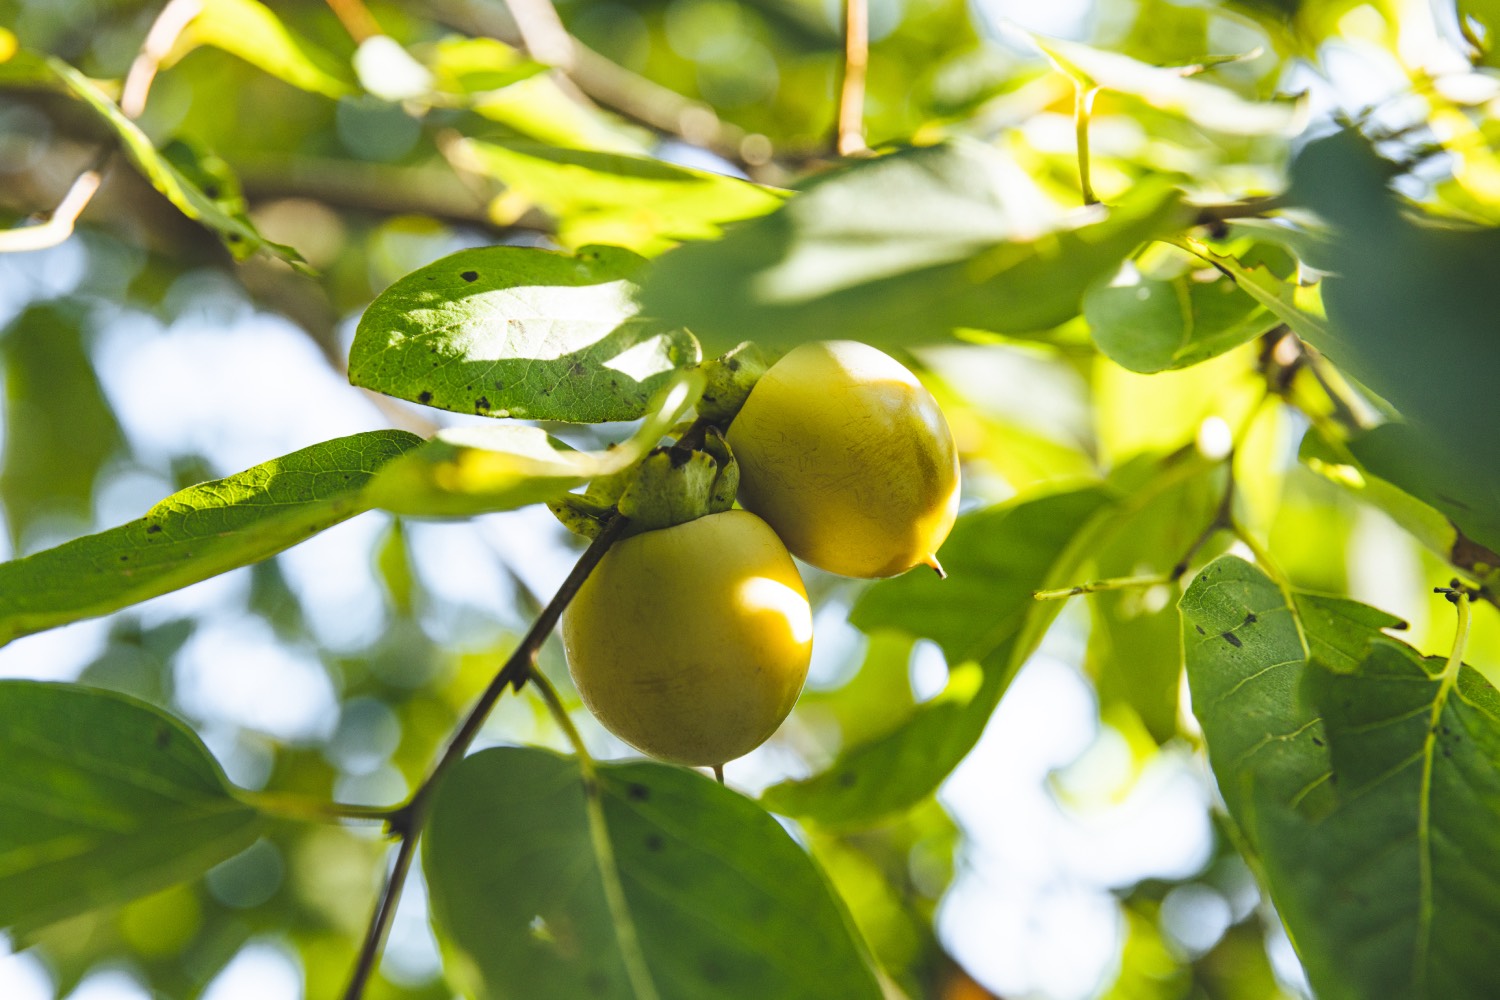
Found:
340,512 -> 630,1000
835,0 -> 869,156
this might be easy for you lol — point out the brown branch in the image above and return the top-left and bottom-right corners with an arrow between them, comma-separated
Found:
325,0 -> 383,43
834,0 -> 869,156
340,513 -> 630,1000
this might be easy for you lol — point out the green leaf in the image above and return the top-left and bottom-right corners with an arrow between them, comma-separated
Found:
1083,271 -> 1278,373
0,681 -> 264,935
1023,32 -> 1301,136
365,372 -> 700,516
453,139 -> 785,254
184,0 -> 357,99
1181,556 -> 1500,1000
0,51 -> 303,263
424,747 -> 882,1000
350,245 -> 700,422
1,301 -> 125,547
760,487 -> 1115,828
0,430 -> 422,646
637,140 -> 1187,352
1169,235 -> 1329,345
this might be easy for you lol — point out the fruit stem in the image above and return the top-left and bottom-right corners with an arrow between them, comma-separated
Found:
925,555 -> 947,580
713,764 -> 725,784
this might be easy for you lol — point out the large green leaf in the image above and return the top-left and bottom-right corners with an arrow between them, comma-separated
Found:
1286,128 -> 1500,500
760,487 -> 1115,828
0,430 -> 421,646
456,140 -> 785,254
636,140 -> 1187,352
1,301 -> 125,548
1182,556 -> 1500,1000
0,681 -> 264,935
183,0 -> 357,98
0,51 -> 302,263
350,245 -> 700,423
424,747 -> 882,1000
1083,270 -> 1278,373
364,372 -> 701,516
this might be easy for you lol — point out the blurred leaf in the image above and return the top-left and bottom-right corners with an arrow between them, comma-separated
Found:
364,371 -> 701,516
637,140 -> 1187,352
425,747 -> 882,999
1,301 -> 124,547
182,0 -> 357,99
0,430 -> 422,646
350,245 -> 700,422
1171,235 -> 1327,344
470,74 -> 649,152
1286,128 -> 1500,494
1182,556 -> 1500,1000
1347,422 -> 1500,560
761,487 -> 1115,828
420,36 -> 545,95
455,139 -> 784,254
0,681 -> 263,935
1022,30 -> 1301,135
0,51 -> 303,263
1084,270 -> 1277,373
1087,466 -> 1223,742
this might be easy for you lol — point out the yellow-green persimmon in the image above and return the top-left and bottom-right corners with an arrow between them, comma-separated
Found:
560,510 -> 813,767
727,340 -> 960,579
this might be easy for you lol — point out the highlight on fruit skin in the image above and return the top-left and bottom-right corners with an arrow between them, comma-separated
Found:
726,340 -> 961,580
560,510 -> 813,767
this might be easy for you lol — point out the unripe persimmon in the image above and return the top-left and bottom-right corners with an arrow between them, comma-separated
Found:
560,511 -> 813,767
727,340 -> 960,579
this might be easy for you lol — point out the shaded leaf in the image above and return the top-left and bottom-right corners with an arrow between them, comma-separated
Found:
183,0 -> 357,99
0,430 -> 421,646
761,487 -> 1115,828
455,139 -> 785,254
364,371 -> 700,517
1181,556 -> 1500,1000
1084,270 -> 1278,373
425,746 -> 882,1000
1,301 -> 124,547
350,245 -> 699,422
0,51 -> 303,263
0,681 -> 263,935
637,140 -> 1186,352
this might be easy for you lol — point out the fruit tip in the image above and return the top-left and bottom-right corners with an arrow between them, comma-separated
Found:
925,555 -> 947,580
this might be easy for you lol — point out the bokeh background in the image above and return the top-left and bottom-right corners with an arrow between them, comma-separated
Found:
3,0 -> 1498,996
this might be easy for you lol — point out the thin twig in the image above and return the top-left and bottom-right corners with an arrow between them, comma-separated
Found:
835,0 -> 869,156
502,0 -> 575,69
1075,85 -> 1099,206
0,0 -> 198,253
340,513 -> 629,1000
325,0 -> 382,43
1191,194 -> 1289,227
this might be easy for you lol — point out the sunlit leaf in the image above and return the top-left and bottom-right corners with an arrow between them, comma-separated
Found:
454,139 -> 784,254
1084,270 -> 1278,373
183,0 -> 356,99
761,487 -> 1115,828
425,747 -> 882,1000
637,140 -> 1187,352
0,430 -> 421,646
1182,556 -> 1500,1000
0,682 -> 263,935
350,245 -> 700,423
364,372 -> 701,516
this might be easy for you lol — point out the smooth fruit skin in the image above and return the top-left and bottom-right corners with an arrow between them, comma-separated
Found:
727,340 -> 960,579
560,511 -> 813,767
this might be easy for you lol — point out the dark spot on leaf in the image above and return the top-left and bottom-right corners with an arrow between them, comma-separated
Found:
1312,736 -> 1324,747
569,362 -> 587,377
494,380 -> 504,390
627,784 -> 649,802
203,184 -> 220,199
1442,745 -> 1453,758
418,390 -> 432,404
1442,724 -> 1451,735
1244,612 -> 1258,624
1195,625 -> 1205,635
644,834 -> 664,853
226,232 -> 242,243
146,523 -> 162,534
1221,632 -> 1242,648
460,270 -> 479,282
475,396 -> 490,412
727,357 -> 740,371
1330,772 -> 1339,784
119,554 -> 128,561
154,726 -> 171,749
837,771 -> 857,789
